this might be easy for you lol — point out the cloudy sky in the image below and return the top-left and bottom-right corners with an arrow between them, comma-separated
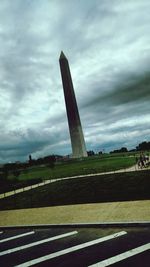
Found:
0,0 -> 150,163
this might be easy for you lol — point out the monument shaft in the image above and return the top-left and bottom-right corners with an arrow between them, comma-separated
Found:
59,51 -> 87,158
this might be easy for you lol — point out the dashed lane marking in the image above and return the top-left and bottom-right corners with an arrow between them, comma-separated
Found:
0,231 -> 78,256
0,231 -> 35,243
14,231 -> 127,267
0,231 -> 3,234
88,243 -> 150,266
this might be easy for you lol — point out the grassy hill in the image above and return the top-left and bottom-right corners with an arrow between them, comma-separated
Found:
9,154 -> 135,181
0,154 -> 135,193
0,170 -> 149,211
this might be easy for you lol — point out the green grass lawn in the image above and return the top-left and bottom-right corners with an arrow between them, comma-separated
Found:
0,170 -> 149,211
0,155 -> 135,194
10,155 -> 135,182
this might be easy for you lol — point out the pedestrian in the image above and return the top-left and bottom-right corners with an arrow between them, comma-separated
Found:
140,153 -> 145,168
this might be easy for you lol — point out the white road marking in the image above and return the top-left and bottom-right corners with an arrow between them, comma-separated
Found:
0,231 -> 35,243
88,243 -> 150,266
0,231 -> 78,256
15,231 -> 127,267
0,231 -> 3,234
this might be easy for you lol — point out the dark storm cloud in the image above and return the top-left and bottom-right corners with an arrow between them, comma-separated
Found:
84,72 -> 150,110
0,0 -> 56,108
0,123 -> 70,162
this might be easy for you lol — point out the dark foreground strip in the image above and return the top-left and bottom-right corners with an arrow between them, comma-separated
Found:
0,222 -> 150,230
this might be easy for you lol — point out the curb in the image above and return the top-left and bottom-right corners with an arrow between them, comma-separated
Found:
0,221 -> 150,230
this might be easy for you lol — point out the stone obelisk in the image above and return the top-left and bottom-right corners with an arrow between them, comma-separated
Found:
59,51 -> 87,158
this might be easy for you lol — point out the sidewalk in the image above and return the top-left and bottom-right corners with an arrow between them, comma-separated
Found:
0,200 -> 150,226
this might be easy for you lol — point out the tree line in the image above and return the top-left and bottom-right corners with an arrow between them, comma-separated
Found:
110,141 -> 150,154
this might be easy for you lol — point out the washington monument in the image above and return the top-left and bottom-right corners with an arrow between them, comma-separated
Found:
59,51 -> 87,158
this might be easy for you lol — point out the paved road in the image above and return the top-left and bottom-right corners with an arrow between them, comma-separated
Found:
0,225 -> 149,266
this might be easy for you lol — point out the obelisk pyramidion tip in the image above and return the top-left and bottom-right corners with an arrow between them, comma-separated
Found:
59,51 -> 67,60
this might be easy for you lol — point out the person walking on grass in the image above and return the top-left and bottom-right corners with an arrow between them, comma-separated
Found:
140,153 -> 146,168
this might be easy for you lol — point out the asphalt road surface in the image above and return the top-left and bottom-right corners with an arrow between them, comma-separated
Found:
0,225 -> 149,266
